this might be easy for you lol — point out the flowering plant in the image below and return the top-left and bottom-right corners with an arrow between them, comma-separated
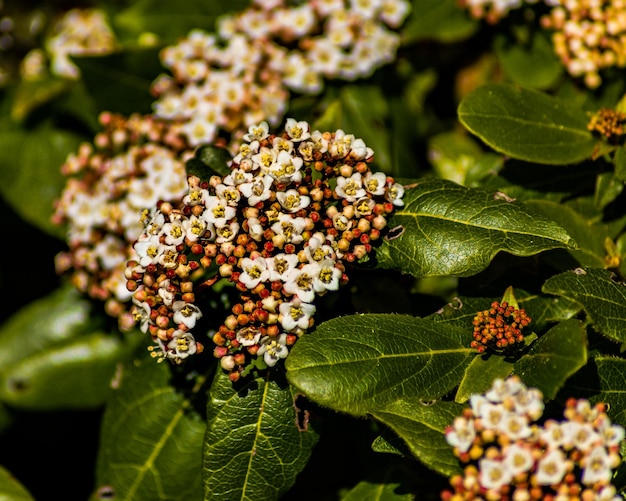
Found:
1,1 -> 626,500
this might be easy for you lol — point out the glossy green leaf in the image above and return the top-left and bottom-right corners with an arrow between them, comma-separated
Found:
595,172 -> 624,210
371,399 -> 463,477
11,77 -> 69,122
0,465 -> 34,501
73,48 -> 162,115
455,355 -> 514,403
494,30 -> 563,90
375,178 -> 576,278
513,319 -> 587,400
517,293 -> 582,334
0,286 -> 92,370
524,199 -> 609,268
401,0 -> 478,43
312,85 -> 392,172
340,465 -> 414,501
92,356 -> 206,501
187,145 -> 232,179
588,356 -> 626,427
542,268 -> 626,344
0,331 -> 133,409
0,121 -> 82,237
427,130 -> 484,185
458,83 -> 597,165
286,314 -> 475,416
203,370 -> 319,501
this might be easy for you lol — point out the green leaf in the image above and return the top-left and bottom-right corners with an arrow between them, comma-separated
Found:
73,48 -> 163,115
588,356 -> 626,427
494,29 -> 563,90
458,83 -> 597,165
375,178 -> 577,278
455,355 -> 514,403
371,399 -> 463,477
0,465 -> 34,501
594,172 -> 624,210
524,199 -> 610,268
92,356 -> 206,501
10,77 -> 69,122
0,286 -> 93,370
0,331 -> 133,410
513,319 -> 588,401
427,130 -> 484,185
312,85 -> 392,172
286,314 -> 475,416
203,370 -> 319,501
187,145 -> 232,179
542,268 -> 626,344
401,0 -> 478,44
340,465 -> 415,501
111,0 -> 250,44
615,146 -> 626,182
0,121 -> 82,237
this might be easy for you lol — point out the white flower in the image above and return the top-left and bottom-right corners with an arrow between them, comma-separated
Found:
183,214 -> 212,242
239,257 -> 270,289
512,387 -> 544,420
257,333 -> 289,367
335,172 -> 366,202
269,150 -> 304,184
445,416 -> 476,453
236,327 -> 262,347
239,174 -> 274,206
172,301 -> 203,329
498,412 -> 532,441
134,234 -> 164,267
243,121 -> 270,142
267,253 -> 300,282
166,330 -> 198,361
478,458 -> 512,491
475,402 -> 507,431
305,235 -> 335,263
363,171 -> 387,195
276,189 -> 310,212
224,168 -> 253,186
541,420 -> 566,450
204,196 -> 237,225
271,214 -> 307,245
215,221 -> 239,243
283,263 -> 319,303
215,184 -> 241,206
386,181 -> 405,206
284,118 -> 311,142
132,298 -> 151,333
313,260 -> 342,293
561,421 -> 600,452
162,217 -> 186,246
535,448 -> 568,485
503,443 -> 534,476
279,300 -> 316,332
582,446 -> 613,485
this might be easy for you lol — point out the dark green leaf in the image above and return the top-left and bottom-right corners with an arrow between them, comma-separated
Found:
0,331 -> 133,409
589,356 -> 626,427
203,370 -> 319,501
73,48 -> 162,115
458,83 -> 597,165
0,465 -> 34,501
455,355 -> 514,404
286,314 -> 475,416
494,30 -> 563,90
92,356 -> 206,501
187,145 -> 232,179
340,464 -> 415,501
427,130 -> 484,185
594,172 -> 624,210
0,121 -> 82,237
524,199 -> 609,268
513,319 -> 587,400
313,85 -> 392,172
542,268 -> 626,344
10,77 -> 69,121
375,178 -> 576,278
111,0 -> 250,44
615,146 -> 626,182
0,286 -> 93,370
401,0 -> 478,44
517,293 -> 582,334
371,399 -> 463,477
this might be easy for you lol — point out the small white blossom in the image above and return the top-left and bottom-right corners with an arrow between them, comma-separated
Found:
166,330 -> 198,361
276,189 -> 310,212
243,121 -> 270,142
284,118 -> 311,142
446,416 -> 476,453
257,333 -> 289,367
335,172 -> 366,202
535,448 -> 568,485
172,301 -> 203,329
279,300 -> 316,332
236,327 -> 262,347
239,257 -> 270,289
479,458 -> 512,491
582,446 -> 613,486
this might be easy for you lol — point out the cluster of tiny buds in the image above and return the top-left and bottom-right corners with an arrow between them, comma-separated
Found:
442,375 -> 624,501
587,108 -> 626,143
471,301 -> 531,353
151,0 -> 410,150
126,119 -> 405,381
52,112 -> 192,330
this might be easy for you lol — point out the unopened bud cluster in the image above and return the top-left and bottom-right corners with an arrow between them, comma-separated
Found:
471,301 -> 531,353
442,375 -> 624,501
52,112 -> 193,330
587,108 -> 626,143
126,119 -> 405,380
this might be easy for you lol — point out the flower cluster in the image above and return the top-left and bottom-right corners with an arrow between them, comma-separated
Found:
126,119 -> 405,380
588,108 -> 626,143
471,301 -> 531,353
22,8 -> 118,81
442,376 -> 624,501
151,0 -> 411,149
540,0 -> 626,89
52,112 -> 193,330
458,0 -> 539,25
